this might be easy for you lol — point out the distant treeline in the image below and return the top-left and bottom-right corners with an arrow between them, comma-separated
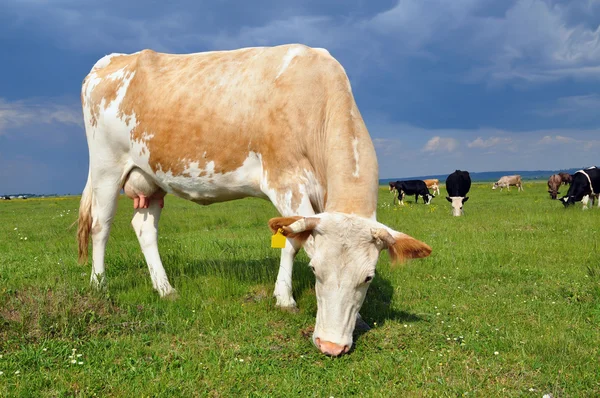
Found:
381,168 -> 582,184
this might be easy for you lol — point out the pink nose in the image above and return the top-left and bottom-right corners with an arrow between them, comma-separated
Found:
315,338 -> 350,357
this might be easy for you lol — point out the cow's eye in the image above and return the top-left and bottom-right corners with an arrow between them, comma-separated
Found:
364,275 -> 374,283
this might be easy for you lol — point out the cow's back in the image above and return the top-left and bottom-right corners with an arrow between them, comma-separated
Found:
446,170 -> 470,196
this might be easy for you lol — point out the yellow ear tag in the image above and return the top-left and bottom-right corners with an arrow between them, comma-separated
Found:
271,228 -> 287,249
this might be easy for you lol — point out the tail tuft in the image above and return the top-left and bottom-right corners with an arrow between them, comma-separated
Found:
77,176 -> 93,264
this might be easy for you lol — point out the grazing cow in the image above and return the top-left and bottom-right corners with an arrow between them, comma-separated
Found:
493,175 -> 523,192
547,174 -> 562,200
388,181 -> 399,205
560,167 -> 600,209
78,45 -> 432,357
423,179 -> 440,196
558,172 -> 572,185
445,170 -> 471,216
391,180 -> 434,205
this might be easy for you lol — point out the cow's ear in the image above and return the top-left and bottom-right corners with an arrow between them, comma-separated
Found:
268,216 -> 319,243
373,229 -> 432,265
446,196 -> 452,203
462,197 -> 469,203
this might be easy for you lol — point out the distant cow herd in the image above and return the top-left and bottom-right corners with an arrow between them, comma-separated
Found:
388,167 -> 600,215
389,170 -> 472,217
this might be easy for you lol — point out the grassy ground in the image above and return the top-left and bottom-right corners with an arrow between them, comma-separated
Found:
0,181 -> 599,397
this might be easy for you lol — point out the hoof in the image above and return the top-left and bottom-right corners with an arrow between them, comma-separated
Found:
274,296 -> 299,313
90,274 -> 106,290
279,305 -> 300,314
160,289 -> 179,301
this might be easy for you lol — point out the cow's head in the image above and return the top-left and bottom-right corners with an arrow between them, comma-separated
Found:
446,196 -> 468,216
269,213 -> 431,357
548,189 -> 559,200
388,182 -> 396,192
492,183 -> 499,190
561,196 -> 572,207
425,193 -> 434,204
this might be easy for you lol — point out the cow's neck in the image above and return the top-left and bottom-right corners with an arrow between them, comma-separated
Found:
320,102 -> 379,219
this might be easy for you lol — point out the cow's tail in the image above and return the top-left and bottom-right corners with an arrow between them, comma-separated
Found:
78,169 -> 93,264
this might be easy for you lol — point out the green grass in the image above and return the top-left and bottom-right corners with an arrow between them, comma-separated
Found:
1,182 -> 599,396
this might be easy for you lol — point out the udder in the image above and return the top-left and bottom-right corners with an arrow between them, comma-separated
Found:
124,168 -> 166,209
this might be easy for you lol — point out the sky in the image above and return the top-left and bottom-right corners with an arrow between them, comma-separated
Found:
1,0 -> 599,194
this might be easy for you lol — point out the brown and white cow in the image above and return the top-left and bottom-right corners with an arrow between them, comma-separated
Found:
423,179 -> 440,196
77,44 -> 432,357
492,175 -> 523,192
547,174 -> 562,200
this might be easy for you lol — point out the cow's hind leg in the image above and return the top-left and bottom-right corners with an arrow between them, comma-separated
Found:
89,171 -> 122,289
131,200 -> 175,297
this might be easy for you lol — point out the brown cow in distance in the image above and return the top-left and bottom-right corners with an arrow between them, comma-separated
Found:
423,179 -> 440,196
558,172 -> 572,185
547,174 -> 562,199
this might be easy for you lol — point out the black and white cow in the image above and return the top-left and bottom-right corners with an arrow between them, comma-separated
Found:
445,170 -> 471,216
560,167 -> 600,210
390,180 -> 434,205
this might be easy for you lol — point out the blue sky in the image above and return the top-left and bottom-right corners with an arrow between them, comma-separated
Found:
1,0 -> 599,194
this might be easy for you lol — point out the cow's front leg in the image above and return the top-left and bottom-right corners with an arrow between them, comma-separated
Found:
582,195 -> 590,210
273,237 -> 303,310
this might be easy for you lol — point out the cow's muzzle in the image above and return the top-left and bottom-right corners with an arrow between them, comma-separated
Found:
315,338 -> 350,357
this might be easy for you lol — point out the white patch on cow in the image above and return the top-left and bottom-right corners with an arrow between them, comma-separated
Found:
106,67 -> 129,81
181,162 -> 201,178
150,152 -> 265,203
92,53 -> 125,70
449,197 -> 464,217
314,48 -> 331,57
276,46 -> 306,79
100,71 -> 136,130
369,210 -> 377,221
582,195 -> 590,210
352,137 -> 360,178
302,169 -> 325,213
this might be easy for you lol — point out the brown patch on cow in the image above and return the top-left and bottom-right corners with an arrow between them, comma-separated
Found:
387,233 -> 432,264
82,45 -> 380,217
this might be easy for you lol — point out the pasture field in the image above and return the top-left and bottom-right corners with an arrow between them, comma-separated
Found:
0,181 -> 599,397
